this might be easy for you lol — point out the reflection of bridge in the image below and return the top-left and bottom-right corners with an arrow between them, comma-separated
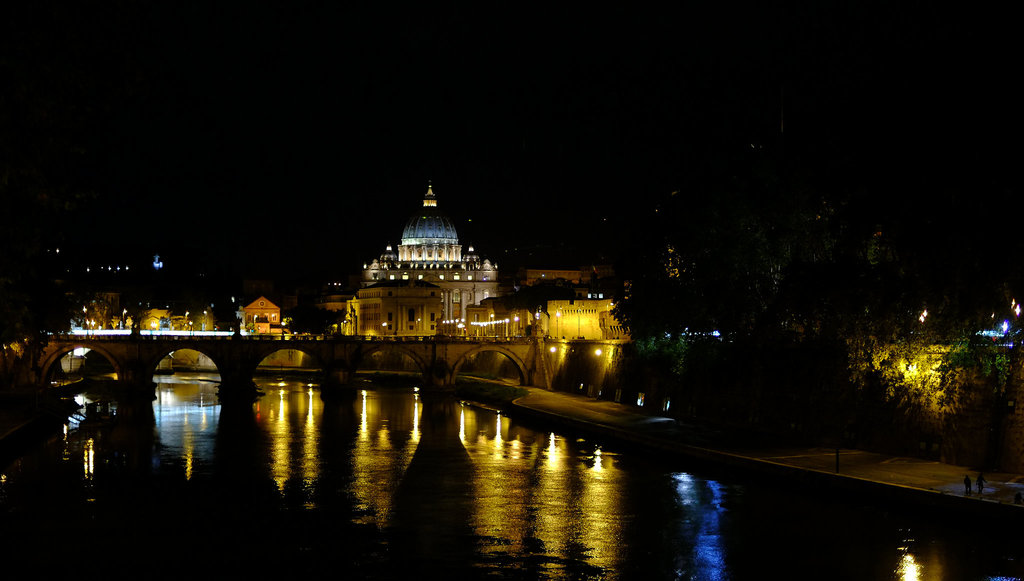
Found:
38,335 -> 561,398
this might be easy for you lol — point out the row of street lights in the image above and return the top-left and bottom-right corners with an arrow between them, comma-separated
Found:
78,305 -> 213,334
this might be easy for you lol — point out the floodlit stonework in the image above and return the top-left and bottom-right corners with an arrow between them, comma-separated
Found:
361,183 -> 499,323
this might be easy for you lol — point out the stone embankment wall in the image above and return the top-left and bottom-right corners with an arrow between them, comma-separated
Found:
996,371 -> 1024,472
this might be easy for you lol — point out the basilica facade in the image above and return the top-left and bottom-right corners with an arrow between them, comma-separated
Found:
360,184 -> 499,327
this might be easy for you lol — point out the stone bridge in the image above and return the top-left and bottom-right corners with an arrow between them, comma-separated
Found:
37,334 -> 559,400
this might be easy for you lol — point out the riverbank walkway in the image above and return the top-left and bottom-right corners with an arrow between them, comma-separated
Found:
509,387 -> 1024,521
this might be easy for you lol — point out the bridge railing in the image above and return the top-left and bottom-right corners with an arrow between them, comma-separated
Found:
50,331 -> 541,345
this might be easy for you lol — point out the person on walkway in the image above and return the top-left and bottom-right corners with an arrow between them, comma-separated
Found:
964,475 -> 972,495
1014,491 -> 1022,505
977,472 -> 986,494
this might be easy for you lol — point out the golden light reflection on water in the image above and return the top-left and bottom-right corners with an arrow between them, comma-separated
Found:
142,383 -> 698,574
578,444 -> 623,567
414,395 -> 420,438
141,383 -> 667,573
459,405 -> 468,442
494,413 -> 503,453
360,390 -> 368,436
349,388 -> 420,527
546,431 -> 559,470
83,437 -> 94,479
462,410 -> 627,573
181,408 -> 195,480
269,389 -> 291,491
897,552 -> 921,581
302,388 -> 318,487
260,384 -> 325,498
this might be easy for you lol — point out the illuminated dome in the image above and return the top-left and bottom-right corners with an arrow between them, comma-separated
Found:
400,184 -> 459,245
360,182 -> 500,324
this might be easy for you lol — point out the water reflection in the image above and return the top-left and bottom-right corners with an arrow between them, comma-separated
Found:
897,550 -> 922,581
350,388 -> 421,526
673,473 -> 727,580
457,408 -> 629,575
2,376 -> 1023,578
153,375 -> 221,481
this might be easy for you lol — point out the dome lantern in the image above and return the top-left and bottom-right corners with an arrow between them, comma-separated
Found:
401,183 -> 459,246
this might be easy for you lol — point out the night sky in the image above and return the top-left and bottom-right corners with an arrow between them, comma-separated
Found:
4,3 -> 1021,282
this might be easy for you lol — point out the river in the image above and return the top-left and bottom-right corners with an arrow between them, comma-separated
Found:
1,374 -> 1022,580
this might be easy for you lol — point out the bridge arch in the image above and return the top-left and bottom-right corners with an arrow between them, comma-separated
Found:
142,345 -> 227,384
39,342 -> 123,387
449,344 -> 528,386
350,342 -> 432,383
254,346 -> 326,369
251,346 -> 330,384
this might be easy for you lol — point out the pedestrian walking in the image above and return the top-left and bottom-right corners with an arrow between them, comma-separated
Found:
977,472 -> 986,494
964,475 -> 972,495
1014,491 -> 1022,505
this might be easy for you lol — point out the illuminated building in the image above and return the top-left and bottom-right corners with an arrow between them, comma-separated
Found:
348,280 -> 443,337
240,296 -> 282,334
541,298 -> 628,340
361,183 -> 499,322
